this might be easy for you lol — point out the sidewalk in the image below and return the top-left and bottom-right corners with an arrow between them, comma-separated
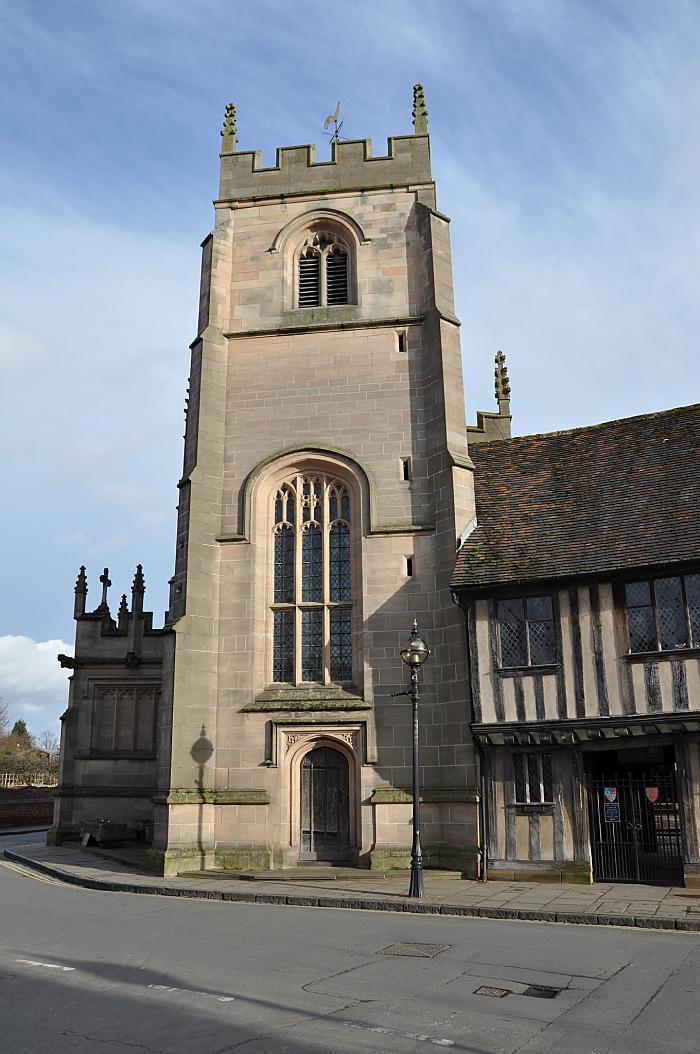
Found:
5,842 -> 700,931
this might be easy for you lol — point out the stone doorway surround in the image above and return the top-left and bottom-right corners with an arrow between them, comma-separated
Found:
278,724 -> 364,868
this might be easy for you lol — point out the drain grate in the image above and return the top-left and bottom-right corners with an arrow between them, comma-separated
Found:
475,985 -> 511,998
378,943 -> 450,958
523,985 -> 560,999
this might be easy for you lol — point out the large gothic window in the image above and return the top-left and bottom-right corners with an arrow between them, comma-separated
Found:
297,232 -> 349,308
272,475 -> 353,684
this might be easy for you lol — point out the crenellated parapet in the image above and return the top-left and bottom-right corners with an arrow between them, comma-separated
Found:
218,86 -> 432,204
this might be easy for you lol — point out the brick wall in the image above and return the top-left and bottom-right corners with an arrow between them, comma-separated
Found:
0,786 -> 54,827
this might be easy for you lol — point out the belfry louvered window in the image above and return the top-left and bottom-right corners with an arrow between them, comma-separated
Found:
296,233 -> 349,308
272,475 -> 353,684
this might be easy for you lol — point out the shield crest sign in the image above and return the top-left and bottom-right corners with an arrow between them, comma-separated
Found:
604,786 -> 617,804
645,786 -> 659,804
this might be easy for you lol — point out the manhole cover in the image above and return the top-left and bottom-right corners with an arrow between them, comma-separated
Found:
378,943 -> 450,958
475,985 -> 511,998
523,985 -> 560,999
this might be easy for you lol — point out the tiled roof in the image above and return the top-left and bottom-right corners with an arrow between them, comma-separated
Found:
452,404 -> 700,590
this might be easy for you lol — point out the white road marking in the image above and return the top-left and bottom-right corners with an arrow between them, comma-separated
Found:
345,1021 -> 454,1046
147,983 -> 234,1003
15,959 -> 75,971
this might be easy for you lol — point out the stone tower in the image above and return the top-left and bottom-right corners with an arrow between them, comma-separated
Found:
145,88 -> 479,875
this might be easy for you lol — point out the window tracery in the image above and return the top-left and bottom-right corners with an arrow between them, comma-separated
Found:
271,475 -> 353,684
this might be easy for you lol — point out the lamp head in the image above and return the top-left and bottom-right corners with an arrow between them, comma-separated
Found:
400,619 -> 430,667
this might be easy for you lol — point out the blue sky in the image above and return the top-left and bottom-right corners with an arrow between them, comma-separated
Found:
1,0 -> 698,735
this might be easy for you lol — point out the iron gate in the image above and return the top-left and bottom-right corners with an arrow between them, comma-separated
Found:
588,771 -> 684,885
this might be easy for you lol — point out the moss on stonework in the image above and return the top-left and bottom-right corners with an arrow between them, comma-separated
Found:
167,788 -> 270,805
370,788 -> 479,804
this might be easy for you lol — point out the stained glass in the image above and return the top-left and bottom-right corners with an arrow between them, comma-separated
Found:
274,526 -> 294,603
330,524 -> 351,602
302,524 -> 323,601
330,608 -> 352,681
275,496 -> 283,523
302,609 -> 323,681
341,492 -> 350,520
329,492 -> 337,520
273,611 -> 294,682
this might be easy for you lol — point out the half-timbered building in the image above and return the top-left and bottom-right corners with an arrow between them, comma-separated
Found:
453,404 -> 700,886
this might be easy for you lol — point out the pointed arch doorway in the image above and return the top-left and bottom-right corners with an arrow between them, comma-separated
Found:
300,746 -> 350,862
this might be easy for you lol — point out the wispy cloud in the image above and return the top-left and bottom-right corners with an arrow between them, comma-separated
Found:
0,0 -> 698,651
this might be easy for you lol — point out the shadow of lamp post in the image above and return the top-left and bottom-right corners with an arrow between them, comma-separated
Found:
190,726 -> 214,870
399,619 -> 431,898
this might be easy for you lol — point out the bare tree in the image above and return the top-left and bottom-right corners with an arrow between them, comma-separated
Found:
33,729 -> 60,758
0,699 -> 9,738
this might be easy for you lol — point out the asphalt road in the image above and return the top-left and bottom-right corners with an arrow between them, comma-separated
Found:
1,834 -> 699,1053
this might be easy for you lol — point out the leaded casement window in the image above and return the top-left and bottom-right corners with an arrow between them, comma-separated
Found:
91,686 -> 158,754
625,574 -> 700,653
513,753 -> 553,804
297,232 -> 349,308
497,596 -> 556,668
272,475 -> 353,684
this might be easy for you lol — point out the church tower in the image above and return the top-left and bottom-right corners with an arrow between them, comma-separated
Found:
149,88 -> 478,875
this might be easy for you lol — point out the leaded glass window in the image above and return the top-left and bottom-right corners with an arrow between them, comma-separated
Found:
625,574 -> 700,652
296,232 -> 350,308
302,609 -> 323,681
513,753 -> 553,804
271,474 -> 354,684
498,596 -> 556,668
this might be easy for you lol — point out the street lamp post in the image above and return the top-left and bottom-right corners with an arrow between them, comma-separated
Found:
400,619 -> 431,899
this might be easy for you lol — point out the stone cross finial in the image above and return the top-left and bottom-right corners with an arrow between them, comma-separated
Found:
412,84 -> 428,135
494,350 -> 511,415
220,103 -> 238,153
99,567 -> 111,609
74,565 -> 87,618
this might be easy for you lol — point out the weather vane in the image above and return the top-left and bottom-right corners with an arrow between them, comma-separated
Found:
323,102 -> 347,144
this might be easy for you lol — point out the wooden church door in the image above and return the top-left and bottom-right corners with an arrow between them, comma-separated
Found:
300,747 -> 349,862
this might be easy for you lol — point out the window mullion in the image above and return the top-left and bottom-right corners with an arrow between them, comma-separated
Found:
682,575 -> 692,645
294,477 -> 302,684
651,580 -> 662,651
320,249 -> 328,307
323,478 -> 330,683
523,600 -> 532,665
